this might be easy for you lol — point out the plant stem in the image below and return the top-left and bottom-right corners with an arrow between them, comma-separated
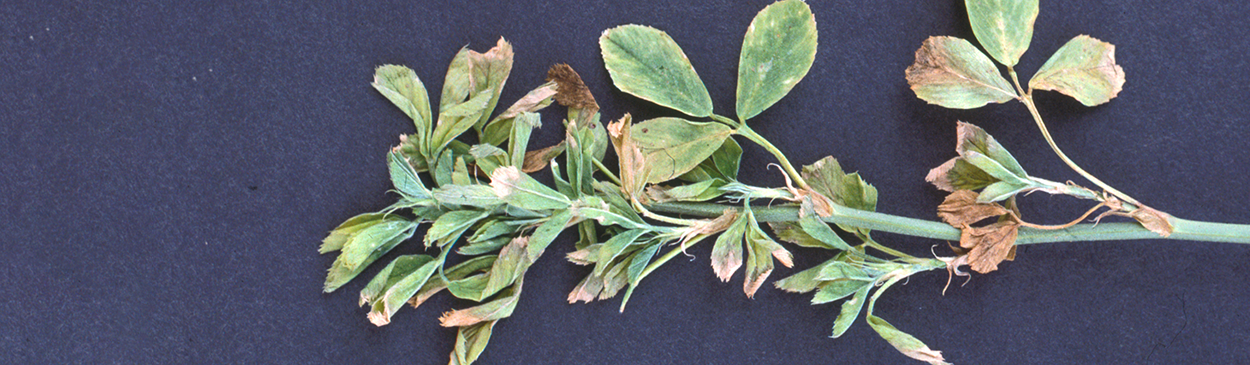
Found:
592,158 -> 623,186
1006,68 -> 1142,207
649,201 -> 1250,245
730,120 -> 811,190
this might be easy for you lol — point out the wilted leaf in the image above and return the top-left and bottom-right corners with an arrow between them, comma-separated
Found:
1029,35 -> 1125,106
507,112 -> 541,168
547,63 -> 599,112
490,166 -> 573,211
600,25 -> 714,117
373,65 -> 432,145
431,89 -> 495,156
962,221 -> 1020,273
439,283 -> 522,328
831,284 -> 871,338
954,121 -> 1028,178
866,315 -> 951,365
906,36 -> 1017,109
711,212 -> 750,282
449,320 -> 497,365
521,142 -> 566,173
607,114 -> 649,197
409,256 -> 496,310
737,0 -> 817,121
1130,207 -> 1173,237
937,189 -> 1009,228
466,38 -> 514,131
364,255 -> 439,326
321,212 -> 385,254
632,117 -> 733,184
965,0 -> 1039,67
977,180 -> 1030,203
567,271 -> 605,304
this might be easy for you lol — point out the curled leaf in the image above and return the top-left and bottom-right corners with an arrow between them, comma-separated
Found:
961,220 -> 1020,274
449,320 -> 497,365
1029,35 -> 1125,106
965,0 -> 1039,67
1130,206 -> 1174,237
521,141 -> 566,173
607,114 -> 649,198
906,36 -> 1017,109
937,190 -> 1009,228
600,25 -> 714,117
439,283 -> 522,328
866,315 -> 951,365
547,63 -> 599,112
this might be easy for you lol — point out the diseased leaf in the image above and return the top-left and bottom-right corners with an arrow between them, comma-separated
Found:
644,179 -> 725,203
743,214 -> 791,298
680,137 -> 742,182
767,221 -> 827,249
600,25 -> 714,117
812,280 -> 871,305
961,220 -> 1020,273
425,210 -> 489,248
954,121 -> 1028,178
631,117 -> 733,184
937,190 -> 1009,228
1029,35 -> 1125,106
711,212 -> 750,282
449,320 -> 497,365
965,0 -> 1039,67
324,217 -> 419,293
773,263 -> 824,294
365,255 -> 439,326
521,142 -> 566,173
476,237 -> 532,301
802,156 -> 879,238
409,256 -> 496,310
439,283 -> 522,328
737,0 -> 817,121
866,315 -> 951,365
321,212 -> 385,254
466,38 -> 514,131
490,166 -> 573,211
547,63 -> 599,113
373,65 -> 432,146
431,90 -> 495,157
508,112 -> 541,168
926,158 -> 997,192
906,36 -> 1017,109
831,283 -> 871,338
607,114 -> 648,197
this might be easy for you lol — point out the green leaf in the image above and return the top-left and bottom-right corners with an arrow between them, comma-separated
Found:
458,237 -> 509,256
490,166 -> 573,211
432,184 -> 502,208
324,217 -> 418,293
865,276 -> 950,364
593,229 -> 648,276
954,121 -> 1028,178
962,151 -> 1027,185
801,157 -> 879,238
926,158 -> 997,192
680,137 -> 743,182
449,320 -> 497,365
364,255 -> 439,326
767,221 -> 827,249
816,261 -> 876,282
965,0 -> 1038,67
773,263 -> 823,294
906,36 -> 1017,109
466,38 -> 514,132
321,212 -> 385,254
830,283 -> 871,338
425,210 -> 489,248
508,112 -> 541,168
477,237 -> 532,301
373,65 -> 432,145
600,25 -> 714,117
977,180 -> 1030,203
388,150 -> 431,200
432,90 -> 495,157
526,210 -> 574,261
812,280 -> 871,305
644,179 -> 725,203
736,0 -> 817,121
631,117 -> 733,184
626,242 -> 662,286
797,201 -> 853,251
1029,35 -> 1125,106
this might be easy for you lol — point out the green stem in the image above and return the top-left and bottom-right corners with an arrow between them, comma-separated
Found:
592,158 -> 622,186
1007,68 -> 1142,207
731,121 -> 811,190
649,201 -> 1250,245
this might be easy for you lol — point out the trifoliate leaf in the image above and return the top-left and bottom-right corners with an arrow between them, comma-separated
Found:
1029,35 -> 1125,106
489,166 -> 573,211
644,179 -> 725,203
965,0 -> 1038,67
409,256 -> 496,310
364,255 -> 439,326
600,25 -> 714,117
477,237 -> 533,301
449,320 -> 497,365
801,156 -> 879,237
431,89 -> 495,157
830,283 -> 871,338
508,112 -> 541,168
926,158 -> 997,192
743,214 -> 792,298
373,65 -> 432,145
767,221 -> 827,249
631,117 -> 733,184
906,36 -> 1017,109
736,0 -> 817,121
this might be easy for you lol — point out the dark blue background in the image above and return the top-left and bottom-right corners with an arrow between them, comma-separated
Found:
4,1 -> 1249,364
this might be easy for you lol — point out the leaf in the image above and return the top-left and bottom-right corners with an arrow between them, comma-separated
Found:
489,166 -> 573,211
743,215 -> 791,298
773,263 -> 824,293
505,112 -> 540,168
431,90 -> 496,157
466,38 -> 514,131
1130,206 -> 1174,237
526,210 -> 574,261
432,184 -> 502,208
1029,35 -> 1125,106
767,221 -> 827,249
631,117 -> 733,184
977,180 -> 1029,203
802,156 -> 878,237
324,217 -> 418,293
409,256 -> 496,309
812,280 -> 871,305
521,142 -> 566,173
965,0 -> 1038,67
607,114 -> 648,197
373,65 -> 432,145
866,315 -> 951,365
926,158 -> 997,192
644,179 -> 725,203
937,190 -> 1009,228
831,283 -> 871,338
388,150 -> 431,200
439,283 -> 523,328
321,212 -> 385,254
679,137 -> 742,182
477,237 -> 533,301
736,0 -> 817,121
594,229 -> 648,276
496,81 -> 558,121
449,320 -> 497,365
365,255 -> 439,326
961,220 -> 1020,273
906,36 -> 1017,109
600,25 -> 714,117
954,121 -> 1028,178
711,212 -> 750,282
425,210 -> 489,248
797,201 -> 853,251
547,63 -> 599,112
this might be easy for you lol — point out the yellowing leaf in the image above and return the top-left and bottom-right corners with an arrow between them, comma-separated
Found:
1029,35 -> 1126,106
631,117 -> 732,184
907,36 -> 1017,109
737,0 -> 817,121
965,0 -> 1039,67
600,25 -> 714,117
961,220 -> 1020,273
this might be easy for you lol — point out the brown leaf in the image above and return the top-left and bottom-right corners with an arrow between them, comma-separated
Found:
546,63 -> 599,112
607,114 -> 648,197
520,141 -> 566,173
962,221 -> 1019,274
1130,206 -> 1174,237
496,82 -> 558,120
937,190 -> 1009,228
567,273 -> 604,304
